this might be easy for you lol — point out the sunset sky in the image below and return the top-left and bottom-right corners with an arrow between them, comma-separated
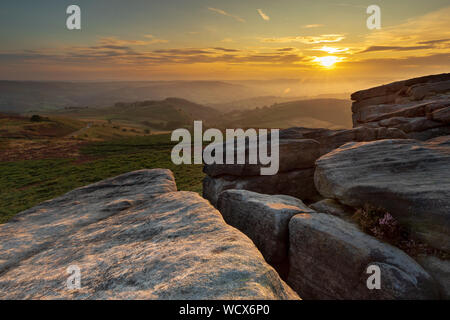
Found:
0,0 -> 449,92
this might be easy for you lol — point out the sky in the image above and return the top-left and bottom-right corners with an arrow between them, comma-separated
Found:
0,0 -> 449,92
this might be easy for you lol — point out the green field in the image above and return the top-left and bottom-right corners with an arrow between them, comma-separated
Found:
0,134 -> 204,224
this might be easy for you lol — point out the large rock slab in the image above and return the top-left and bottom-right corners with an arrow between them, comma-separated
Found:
217,190 -> 313,275
288,212 -> 439,299
204,139 -> 320,177
203,126 -> 406,206
203,168 -> 320,206
315,137 -> 450,252
0,169 -> 299,300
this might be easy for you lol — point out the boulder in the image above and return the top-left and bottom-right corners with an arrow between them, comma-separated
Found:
203,168 -> 320,206
288,212 -> 439,299
315,137 -> 450,252
203,139 -> 320,177
0,169 -> 299,300
217,190 -> 313,275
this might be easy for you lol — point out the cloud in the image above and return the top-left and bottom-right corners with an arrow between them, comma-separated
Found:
417,38 -> 450,45
277,47 -> 295,52
302,24 -> 324,28
99,36 -> 168,46
257,9 -> 270,21
212,47 -> 240,52
360,45 -> 434,53
0,43 -> 306,68
342,53 -> 450,71
208,7 -> 245,23
262,34 -> 345,44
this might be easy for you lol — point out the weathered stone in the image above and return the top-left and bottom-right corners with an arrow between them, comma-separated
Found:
407,80 -> 450,101
309,199 -> 354,220
203,139 -> 320,177
431,106 -> 450,123
0,169 -> 299,300
315,138 -> 450,252
364,101 -> 432,123
288,212 -> 439,299
203,168 -> 320,206
351,74 -> 450,139
416,255 -> 450,299
351,73 -> 450,101
378,117 -> 444,133
352,93 -> 399,113
217,190 -> 313,275
408,126 -> 450,141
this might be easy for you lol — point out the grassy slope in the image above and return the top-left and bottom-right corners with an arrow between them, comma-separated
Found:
0,134 -> 204,223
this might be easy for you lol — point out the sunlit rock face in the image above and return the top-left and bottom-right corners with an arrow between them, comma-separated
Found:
351,73 -> 450,140
314,136 -> 450,253
0,169 -> 299,300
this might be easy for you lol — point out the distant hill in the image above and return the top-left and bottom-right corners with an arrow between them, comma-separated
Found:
208,96 -> 307,112
0,81 -> 262,114
222,98 -> 352,129
51,98 -> 221,130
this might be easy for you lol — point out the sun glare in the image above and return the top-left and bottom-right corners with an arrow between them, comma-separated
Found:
313,56 -> 342,68
318,46 -> 348,54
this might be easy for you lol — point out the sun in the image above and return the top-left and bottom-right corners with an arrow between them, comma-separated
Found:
313,56 -> 342,68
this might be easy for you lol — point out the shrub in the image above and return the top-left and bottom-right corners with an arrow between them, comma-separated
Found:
352,205 -> 448,258
30,115 -> 43,122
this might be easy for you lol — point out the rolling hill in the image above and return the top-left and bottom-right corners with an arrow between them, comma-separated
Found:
49,98 -> 222,130
221,98 -> 353,129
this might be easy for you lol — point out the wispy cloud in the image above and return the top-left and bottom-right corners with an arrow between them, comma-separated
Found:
257,9 -> 270,21
302,24 -> 324,29
262,34 -> 345,44
360,45 -> 434,53
208,7 -> 245,23
100,36 -> 168,46
212,47 -> 240,52
417,38 -> 450,45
